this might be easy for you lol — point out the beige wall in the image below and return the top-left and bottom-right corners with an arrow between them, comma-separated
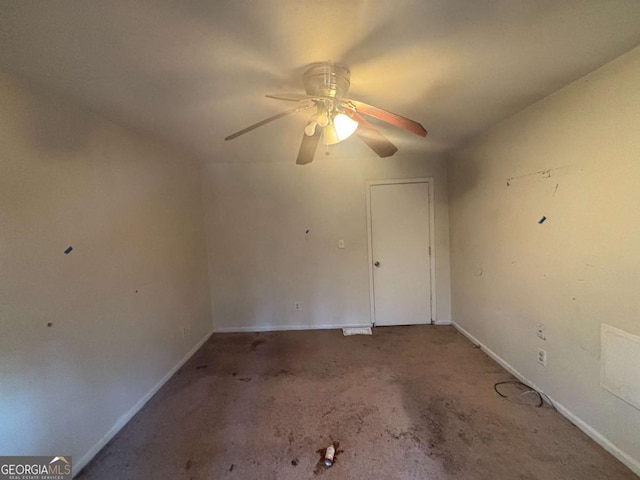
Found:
0,74 -> 212,471
203,154 -> 451,331
448,46 -> 640,473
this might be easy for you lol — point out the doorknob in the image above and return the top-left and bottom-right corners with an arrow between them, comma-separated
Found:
374,261 -> 380,267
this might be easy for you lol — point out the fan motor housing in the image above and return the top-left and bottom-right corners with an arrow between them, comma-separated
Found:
303,62 -> 350,98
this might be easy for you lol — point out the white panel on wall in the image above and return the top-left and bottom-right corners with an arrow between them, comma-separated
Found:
601,324 -> 640,411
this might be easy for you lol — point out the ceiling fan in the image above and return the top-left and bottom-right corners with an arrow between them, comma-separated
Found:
224,61 -> 427,165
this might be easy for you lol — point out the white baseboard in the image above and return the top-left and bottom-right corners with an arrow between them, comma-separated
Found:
214,323 -> 371,333
215,322 -> 452,333
451,321 -> 640,477
74,328 -> 215,477
433,319 -> 452,325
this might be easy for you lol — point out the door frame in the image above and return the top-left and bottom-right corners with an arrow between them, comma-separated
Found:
365,177 -> 436,326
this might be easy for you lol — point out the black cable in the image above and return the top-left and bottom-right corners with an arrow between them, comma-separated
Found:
538,390 -> 556,410
494,380 -> 550,408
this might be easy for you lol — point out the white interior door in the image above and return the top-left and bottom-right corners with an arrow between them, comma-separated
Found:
370,182 -> 432,326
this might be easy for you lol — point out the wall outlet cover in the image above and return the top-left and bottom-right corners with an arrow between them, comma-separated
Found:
537,348 -> 547,366
537,322 -> 546,340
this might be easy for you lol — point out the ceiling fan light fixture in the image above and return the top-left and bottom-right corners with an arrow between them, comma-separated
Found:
316,109 -> 329,127
322,113 -> 358,145
304,120 -> 317,136
322,123 -> 339,145
333,112 -> 358,140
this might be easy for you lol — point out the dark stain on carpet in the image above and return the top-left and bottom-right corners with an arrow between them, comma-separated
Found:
250,339 -> 266,351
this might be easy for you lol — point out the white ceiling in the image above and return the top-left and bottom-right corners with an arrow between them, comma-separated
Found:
1,1 -> 639,163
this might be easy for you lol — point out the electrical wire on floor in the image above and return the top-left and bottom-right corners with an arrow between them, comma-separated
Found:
494,380 -> 555,409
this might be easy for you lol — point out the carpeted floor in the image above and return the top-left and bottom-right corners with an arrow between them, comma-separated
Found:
77,326 -> 637,479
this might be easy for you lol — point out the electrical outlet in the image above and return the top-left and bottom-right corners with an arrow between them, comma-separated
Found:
294,302 -> 301,311
537,348 -> 547,366
537,322 -> 546,340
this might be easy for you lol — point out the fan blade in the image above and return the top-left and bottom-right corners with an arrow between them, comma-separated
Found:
267,93 -> 336,103
266,93 -> 318,102
351,112 -> 398,158
224,103 -> 313,141
296,128 -> 321,165
343,98 -> 427,137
